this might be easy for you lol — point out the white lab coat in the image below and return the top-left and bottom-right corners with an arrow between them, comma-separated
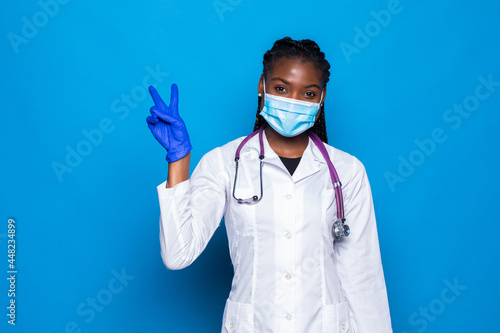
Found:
157,129 -> 392,333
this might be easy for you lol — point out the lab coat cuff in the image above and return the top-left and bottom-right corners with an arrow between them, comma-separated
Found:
157,179 -> 190,199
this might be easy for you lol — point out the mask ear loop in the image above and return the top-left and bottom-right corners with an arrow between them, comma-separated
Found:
260,78 -> 267,113
262,77 -> 266,98
317,88 -> 325,121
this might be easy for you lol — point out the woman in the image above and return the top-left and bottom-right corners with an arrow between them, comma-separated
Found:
146,37 -> 392,333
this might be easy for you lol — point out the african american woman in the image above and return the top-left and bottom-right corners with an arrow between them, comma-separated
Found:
146,37 -> 392,333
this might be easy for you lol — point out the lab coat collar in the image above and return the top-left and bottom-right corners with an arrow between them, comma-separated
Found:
245,128 -> 325,183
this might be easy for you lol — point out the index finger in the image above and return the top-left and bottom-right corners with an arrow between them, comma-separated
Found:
149,85 -> 166,107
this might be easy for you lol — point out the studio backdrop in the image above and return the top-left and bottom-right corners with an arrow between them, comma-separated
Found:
1,0 -> 499,332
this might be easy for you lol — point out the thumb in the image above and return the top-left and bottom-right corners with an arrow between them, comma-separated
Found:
150,106 -> 176,124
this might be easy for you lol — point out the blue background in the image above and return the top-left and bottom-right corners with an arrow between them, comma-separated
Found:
1,0 -> 499,332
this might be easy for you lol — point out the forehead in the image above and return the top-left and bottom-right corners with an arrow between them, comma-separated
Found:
268,57 -> 323,85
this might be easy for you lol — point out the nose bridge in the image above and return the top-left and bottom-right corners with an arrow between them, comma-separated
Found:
290,90 -> 301,100
289,86 -> 302,100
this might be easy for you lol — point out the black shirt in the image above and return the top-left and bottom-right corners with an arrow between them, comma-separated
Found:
278,156 -> 302,176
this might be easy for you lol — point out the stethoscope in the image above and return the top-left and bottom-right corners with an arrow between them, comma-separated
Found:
232,124 -> 350,240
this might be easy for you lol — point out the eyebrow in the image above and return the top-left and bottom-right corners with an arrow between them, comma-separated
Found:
270,77 -> 322,90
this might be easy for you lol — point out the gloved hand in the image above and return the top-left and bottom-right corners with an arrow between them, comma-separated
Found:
146,84 -> 192,163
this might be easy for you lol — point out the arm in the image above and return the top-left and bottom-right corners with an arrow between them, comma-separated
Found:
146,84 -> 225,270
157,148 -> 227,270
335,157 -> 392,333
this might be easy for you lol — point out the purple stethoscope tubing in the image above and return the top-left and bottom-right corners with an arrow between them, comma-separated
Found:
233,125 -> 265,204
233,124 -> 345,222
307,130 -> 345,220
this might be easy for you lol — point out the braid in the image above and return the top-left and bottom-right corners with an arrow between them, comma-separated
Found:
311,103 -> 328,144
253,37 -> 331,143
253,95 -> 265,132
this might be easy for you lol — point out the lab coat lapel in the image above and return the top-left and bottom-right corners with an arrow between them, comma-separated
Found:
255,129 -> 324,183
259,129 -> 288,174
291,137 -> 324,183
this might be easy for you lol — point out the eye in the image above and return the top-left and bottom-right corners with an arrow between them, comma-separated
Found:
305,91 -> 317,98
274,86 -> 287,93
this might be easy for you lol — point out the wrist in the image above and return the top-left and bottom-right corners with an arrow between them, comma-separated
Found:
166,152 -> 191,188
166,144 -> 193,163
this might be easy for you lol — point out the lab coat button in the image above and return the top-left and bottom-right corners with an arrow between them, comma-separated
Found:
285,232 -> 292,239
285,273 -> 291,280
341,323 -> 346,330
286,194 -> 292,200
286,314 -> 292,320
229,323 -> 234,329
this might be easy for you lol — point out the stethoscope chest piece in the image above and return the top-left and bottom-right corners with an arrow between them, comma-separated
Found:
332,218 -> 350,240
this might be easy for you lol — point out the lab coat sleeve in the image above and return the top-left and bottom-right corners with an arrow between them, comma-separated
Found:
335,156 -> 392,333
157,148 -> 227,270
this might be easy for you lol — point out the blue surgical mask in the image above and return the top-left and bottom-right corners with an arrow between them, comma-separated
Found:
260,79 -> 323,137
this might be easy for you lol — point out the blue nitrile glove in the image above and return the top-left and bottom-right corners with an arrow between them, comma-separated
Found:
146,84 -> 192,163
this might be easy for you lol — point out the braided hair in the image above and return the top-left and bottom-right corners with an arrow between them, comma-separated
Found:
253,37 -> 331,143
